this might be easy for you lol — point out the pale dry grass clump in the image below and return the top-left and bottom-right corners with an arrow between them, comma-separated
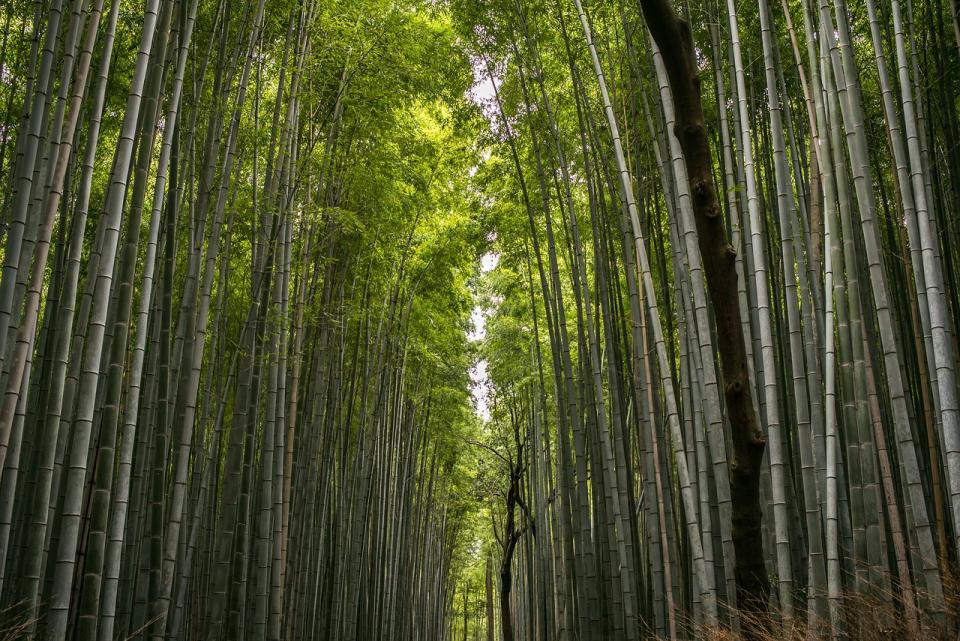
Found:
665,571 -> 960,641
0,600 -> 163,641
0,600 -> 36,641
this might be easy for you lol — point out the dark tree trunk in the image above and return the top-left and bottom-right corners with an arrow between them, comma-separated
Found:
498,451 -> 527,641
499,559 -> 514,641
486,554 -> 495,641
637,0 -> 771,626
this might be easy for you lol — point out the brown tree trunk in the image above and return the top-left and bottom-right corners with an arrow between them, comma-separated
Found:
499,469 -> 522,641
637,0 -> 770,625
499,557 -> 514,641
486,554 -> 495,641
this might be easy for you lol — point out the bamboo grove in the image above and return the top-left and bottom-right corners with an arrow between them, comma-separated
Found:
453,0 -> 960,638
1,0 -> 960,639
0,0 -> 489,638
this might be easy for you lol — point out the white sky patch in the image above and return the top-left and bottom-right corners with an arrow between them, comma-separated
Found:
465,53 -> 503,425
467,64 -> 497,108
468,250 -> 500,423
466,305 -> 486,342
466,54 -> 507,134
480,251 -> 499,272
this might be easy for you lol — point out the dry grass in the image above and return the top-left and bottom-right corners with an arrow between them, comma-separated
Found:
0,600 -> 164,641
0,600 -> 35,641
670,573 -> 960,641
